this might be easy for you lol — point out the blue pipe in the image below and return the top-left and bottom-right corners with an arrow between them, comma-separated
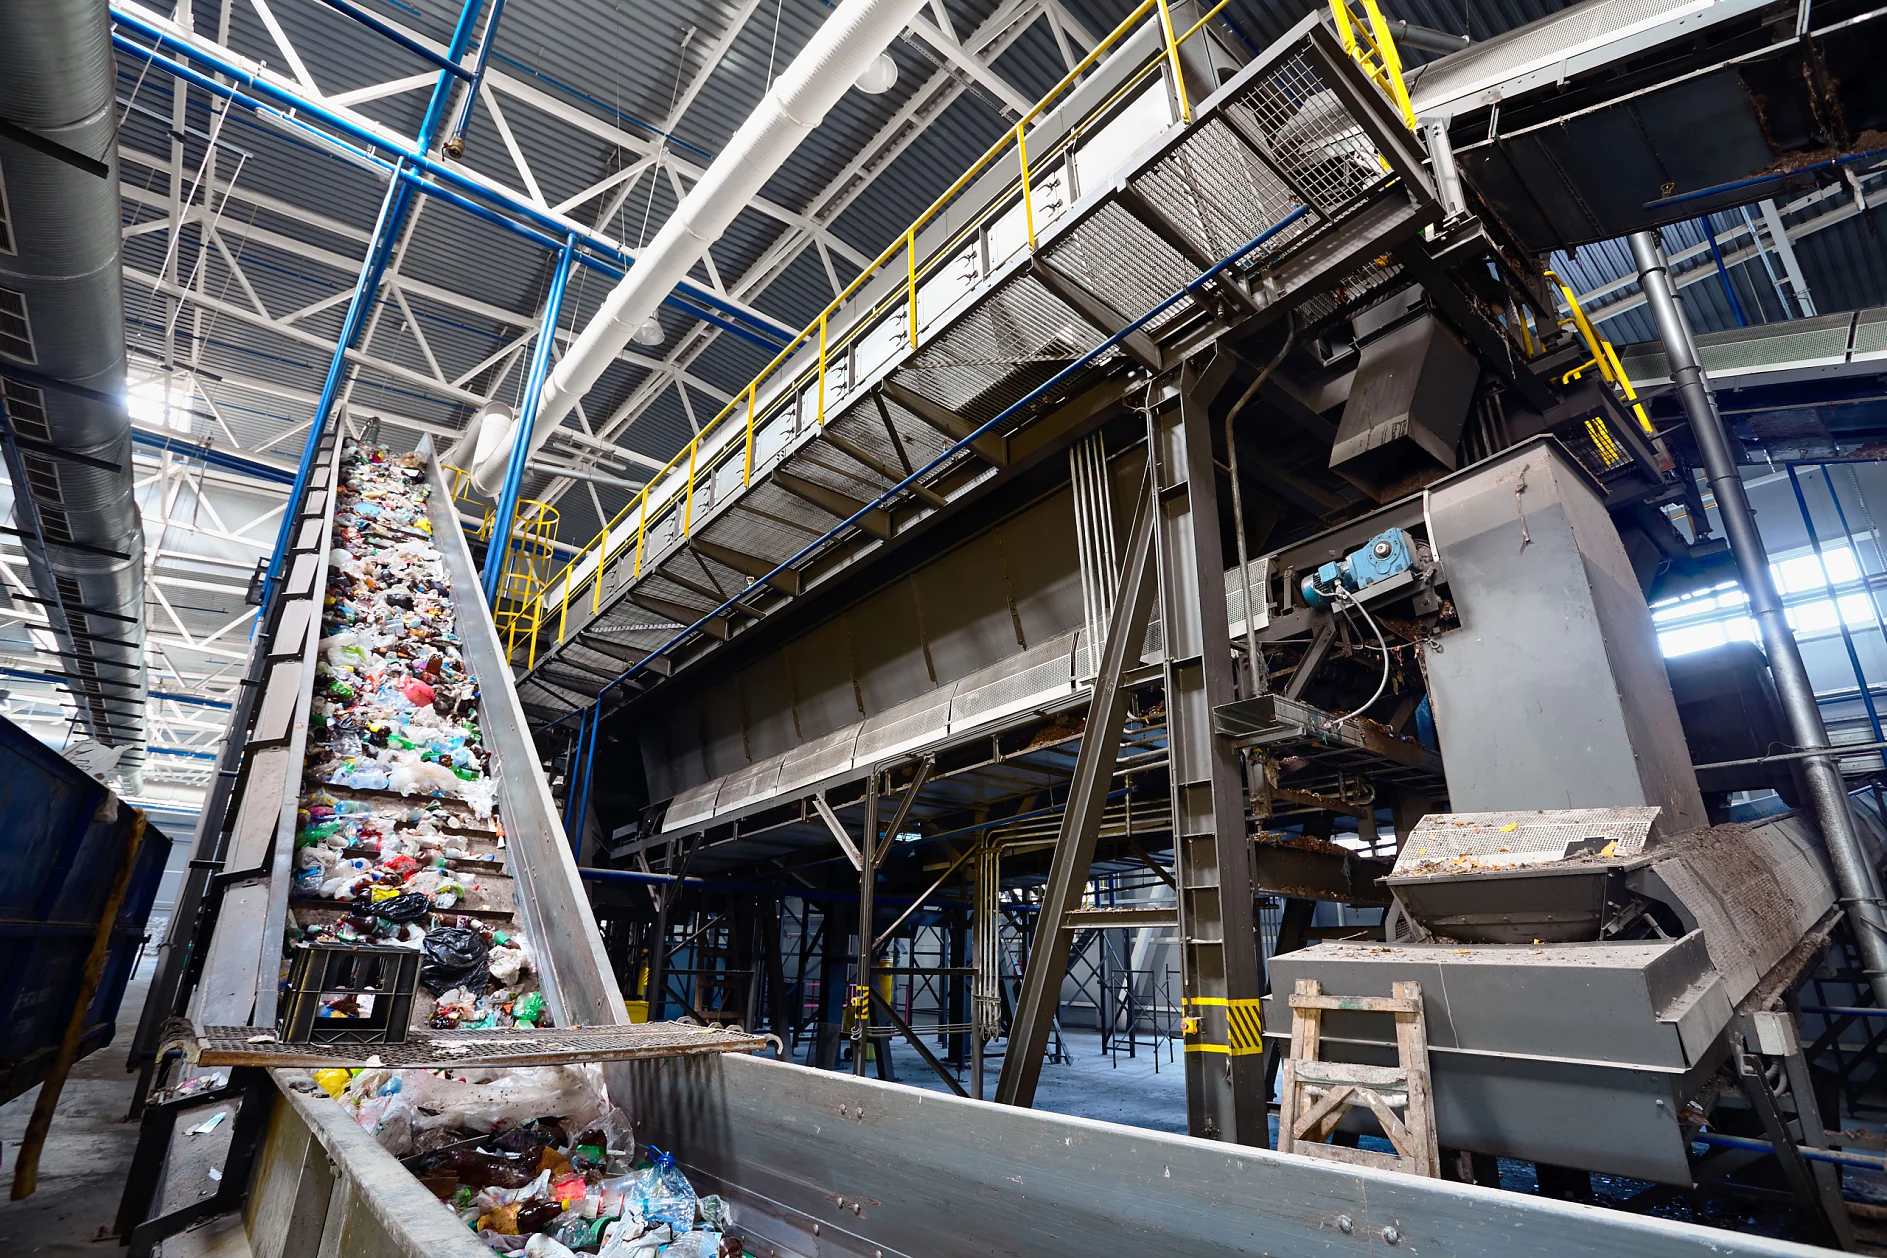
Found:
414,0 -> 488,145
1815,464 -> 1887,658
570,702 -> 600,860
1692,1130 -> 1887,1172
109,25 -> 792,348
443,0 -> 507,153
1698,215 -> 1748,327
149,689 -> 232,710
309,0 -> 473,80
145,745 -> 219,760
129,428 -> 295,483
482,234 -> 576,602
561,700 -> 591,831
1787,465 -> 1886,760
1645,147 -> 1887,212
544,203 -> 1315,730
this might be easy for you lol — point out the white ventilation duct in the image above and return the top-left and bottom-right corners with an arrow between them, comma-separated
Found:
471,0 -> 928,497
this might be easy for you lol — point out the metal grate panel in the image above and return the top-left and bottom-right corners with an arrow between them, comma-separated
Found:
1393,806 -> 1662,875
1228,53 -> 1384,216
1133,116 -> 1309,264
183,1018 -> 767,1068
775,725 -> 863,796
949,633 -> 1077,731
1044,200 -> 1201,335
855,686 -> 956,765
711,753 -> 786,816
895,272 -> 1113,426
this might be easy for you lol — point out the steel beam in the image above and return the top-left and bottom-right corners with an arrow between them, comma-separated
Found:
994,468 -> 1158,1108
483,235 -> 576,603
1150,360 -> 1266,1143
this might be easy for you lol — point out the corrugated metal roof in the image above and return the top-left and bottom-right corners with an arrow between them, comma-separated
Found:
108,0 -> 1887,523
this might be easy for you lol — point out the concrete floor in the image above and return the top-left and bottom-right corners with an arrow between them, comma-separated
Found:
863,1027 -> 1194,1132
0,971 -> 153,1255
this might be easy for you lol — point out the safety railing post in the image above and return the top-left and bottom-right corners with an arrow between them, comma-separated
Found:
1018,123 -> 1038,252
683,443 -> 698,536
743,386 -> 757,486
907,230 -> 919,348
817,314 -> 829,426
1155,0 -> 1192,125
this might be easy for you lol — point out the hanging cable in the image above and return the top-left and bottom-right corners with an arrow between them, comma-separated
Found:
1332,585 -> 1390,726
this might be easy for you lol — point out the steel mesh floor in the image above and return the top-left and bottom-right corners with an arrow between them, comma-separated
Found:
177,1018 -> 768,1068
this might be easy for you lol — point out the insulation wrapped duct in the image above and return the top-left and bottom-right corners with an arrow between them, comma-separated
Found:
0,0 -> 146,784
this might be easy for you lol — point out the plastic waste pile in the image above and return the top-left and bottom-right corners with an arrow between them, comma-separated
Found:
288,441 -> 540,1030
305,1066 -> 742,1257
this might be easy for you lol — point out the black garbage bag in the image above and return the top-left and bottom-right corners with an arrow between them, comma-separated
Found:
420,925 -> 490,995
375,892 -> 432,925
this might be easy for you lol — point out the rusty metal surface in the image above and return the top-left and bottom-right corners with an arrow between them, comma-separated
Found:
173,1017 -> 765,1068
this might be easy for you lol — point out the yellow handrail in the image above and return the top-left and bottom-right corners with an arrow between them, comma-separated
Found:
1547,269 -> 1656,437
1329,0 -> 1415,131
522,0 -> 1231,655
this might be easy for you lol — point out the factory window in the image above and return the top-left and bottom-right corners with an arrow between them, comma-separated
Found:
0,286 -> 33,362
1651,543 -> 1882,657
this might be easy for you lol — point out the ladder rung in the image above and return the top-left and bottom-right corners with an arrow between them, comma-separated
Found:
1290,994 -> 1419,1014
1294,1060 -> 1408,1089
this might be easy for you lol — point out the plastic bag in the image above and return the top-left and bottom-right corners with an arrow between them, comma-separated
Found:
399,1066 -> 608,1134
522,1236 -> 577,1258
373,892 -> 432,924
421,926 -> 491,994
660,1231 -> 721,1258
637,1147 -> 698,1231
354,1094 -> 416,1156
488,945 -> 528,986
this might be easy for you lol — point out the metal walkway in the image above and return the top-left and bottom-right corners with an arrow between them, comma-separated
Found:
511,8 -> 1446,727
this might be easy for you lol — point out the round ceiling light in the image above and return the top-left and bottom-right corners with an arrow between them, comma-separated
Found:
855,51 -> 897,95
633,318 -> 665,346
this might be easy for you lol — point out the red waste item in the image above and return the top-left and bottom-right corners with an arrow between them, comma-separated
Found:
402,677 -> 436,707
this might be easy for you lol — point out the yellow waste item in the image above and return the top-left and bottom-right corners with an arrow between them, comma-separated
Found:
370,885 -> 399,902
313,1068 -> 351,1099
625,1000 -> 649,1023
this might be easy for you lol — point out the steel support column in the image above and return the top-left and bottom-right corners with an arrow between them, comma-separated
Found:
1150,360 -> 1267,1143
1631,229 -> 1887,1008
483,233 -> 576,603
995,467 -> 1159,1107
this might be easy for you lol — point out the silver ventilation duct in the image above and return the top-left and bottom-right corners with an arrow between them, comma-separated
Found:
0,0 -> 147,784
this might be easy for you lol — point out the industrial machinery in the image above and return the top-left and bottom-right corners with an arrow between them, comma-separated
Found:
109,0 -> 1887,1247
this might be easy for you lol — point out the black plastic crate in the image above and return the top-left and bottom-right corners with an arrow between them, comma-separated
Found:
279,943 -> 420,1044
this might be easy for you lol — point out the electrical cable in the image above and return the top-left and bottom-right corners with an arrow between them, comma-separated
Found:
1333,584 -> 1390,726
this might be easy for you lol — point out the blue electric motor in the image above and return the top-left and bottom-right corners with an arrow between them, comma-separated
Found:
1299,527 -> 1418,608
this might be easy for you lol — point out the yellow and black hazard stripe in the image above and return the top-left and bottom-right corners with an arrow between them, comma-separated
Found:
1182,997 -> 1266,1055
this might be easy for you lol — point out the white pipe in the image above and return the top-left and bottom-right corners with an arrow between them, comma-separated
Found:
472,0 -> 929,496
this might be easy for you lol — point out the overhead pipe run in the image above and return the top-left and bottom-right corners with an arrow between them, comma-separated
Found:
1630,229 -> 1887,1009
0,0 -> 147,787
473,0 -> 932,497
